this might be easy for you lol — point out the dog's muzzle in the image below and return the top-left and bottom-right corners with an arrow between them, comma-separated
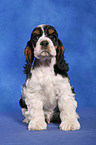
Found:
40,40 -> 49,47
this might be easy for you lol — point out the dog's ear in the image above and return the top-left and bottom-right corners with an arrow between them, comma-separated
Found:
24,41 -> 34,64
54,39 -> 69,76
24,41 -> 34,76
56,39 -> 64,60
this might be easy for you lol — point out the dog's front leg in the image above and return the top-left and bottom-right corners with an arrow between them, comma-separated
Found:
27,98 -> 47,130
58,92 -> 80,131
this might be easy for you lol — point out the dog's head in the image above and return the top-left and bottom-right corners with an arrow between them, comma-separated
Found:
31,25 -> 59,60
24,24 -> 69,76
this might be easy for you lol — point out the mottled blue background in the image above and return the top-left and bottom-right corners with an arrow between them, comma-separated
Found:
0,0 -> 96,112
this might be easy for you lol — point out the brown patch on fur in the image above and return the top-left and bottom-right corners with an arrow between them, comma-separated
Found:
48,28 -> 54,34
57,45 -> 64,59
33,29 -> 40,35
24,46 -> 32,64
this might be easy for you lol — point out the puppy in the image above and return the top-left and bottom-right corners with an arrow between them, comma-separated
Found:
19,24 -> 80,131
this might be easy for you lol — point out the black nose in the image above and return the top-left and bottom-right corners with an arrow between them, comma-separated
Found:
40,41 -> 49,46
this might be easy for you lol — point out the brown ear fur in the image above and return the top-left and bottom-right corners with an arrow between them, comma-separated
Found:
24,41 -> 34,64
23,41 -> 34,76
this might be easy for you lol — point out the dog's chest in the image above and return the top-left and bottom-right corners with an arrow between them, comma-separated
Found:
31,67 -> 58,110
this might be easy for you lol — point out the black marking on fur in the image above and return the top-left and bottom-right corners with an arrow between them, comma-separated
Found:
23,63 -> 32,78
54,105 -> 60,113
54,39 -> 69,77
54,58 -> 69,77
19,98 -> 27,109
71,86 -> 75,94
31,27 -> 43,47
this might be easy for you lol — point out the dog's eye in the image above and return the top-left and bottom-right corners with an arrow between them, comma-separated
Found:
49,35 -> 57,41
32,34 -> 39,41
50,35 -> 54,39
49,35 -> 55,39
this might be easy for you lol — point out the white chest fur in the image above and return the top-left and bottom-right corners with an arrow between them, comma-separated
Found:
22,64 -> 71,113
25,67 -> 58,111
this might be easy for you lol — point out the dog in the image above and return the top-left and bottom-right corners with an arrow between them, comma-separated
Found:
19,24 -> 80,131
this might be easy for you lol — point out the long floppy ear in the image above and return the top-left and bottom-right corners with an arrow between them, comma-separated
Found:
54,39 -> 69,77
24,41 -> 34,64
23,41 -> 34,76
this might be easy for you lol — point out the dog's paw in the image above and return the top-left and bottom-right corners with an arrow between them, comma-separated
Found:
59,119 -> 80,131
28,119 -> 47,130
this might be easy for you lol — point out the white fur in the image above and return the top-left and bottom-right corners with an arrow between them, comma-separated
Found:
21,57 -> 80,130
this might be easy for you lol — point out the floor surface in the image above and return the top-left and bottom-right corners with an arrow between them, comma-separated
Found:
0,108 -> 96,145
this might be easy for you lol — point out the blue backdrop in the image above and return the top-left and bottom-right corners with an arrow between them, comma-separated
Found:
0,0 -> 96,112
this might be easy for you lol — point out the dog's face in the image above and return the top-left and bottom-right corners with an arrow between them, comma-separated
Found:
24,24 -> 66,67
30,25 -> 58,60
24,24 -> 69,76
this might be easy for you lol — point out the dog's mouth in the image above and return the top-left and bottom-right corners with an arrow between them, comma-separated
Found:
37,51 -> 54,60
40,50 -> 50,56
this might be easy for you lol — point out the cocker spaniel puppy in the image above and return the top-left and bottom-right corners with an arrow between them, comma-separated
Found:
19,24 -> 80,131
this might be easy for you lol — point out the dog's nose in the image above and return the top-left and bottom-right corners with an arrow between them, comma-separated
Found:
40,41 -> 49,47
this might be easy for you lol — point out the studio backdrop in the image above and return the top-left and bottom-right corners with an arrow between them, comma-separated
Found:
0,0 -> 96,112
